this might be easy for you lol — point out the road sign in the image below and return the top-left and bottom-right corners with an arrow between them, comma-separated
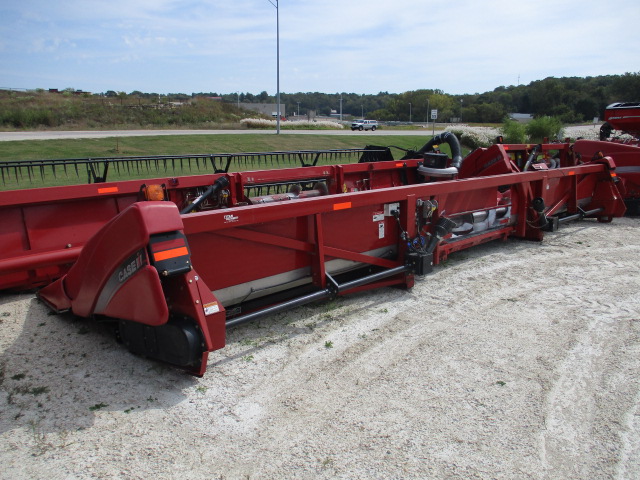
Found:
431,109 -> 438,120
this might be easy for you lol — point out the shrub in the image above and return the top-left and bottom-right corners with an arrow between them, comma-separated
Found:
240,118 -> 344,130
500,118 -> 528,143
525,116 -> 564,142
445,125 -> 498,149
0,90 -> 262,130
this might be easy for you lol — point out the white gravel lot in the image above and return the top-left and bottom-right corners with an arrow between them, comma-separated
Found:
1,216 -> 639,479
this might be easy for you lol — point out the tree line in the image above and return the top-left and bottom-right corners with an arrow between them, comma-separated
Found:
205,72 -> 640,124
3,72 -> 638,129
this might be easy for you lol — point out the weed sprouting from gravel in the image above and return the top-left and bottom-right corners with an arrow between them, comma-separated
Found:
89,402 -> 108,411
29,386 -> 49,396
77,326 -> 90,335
29,420 -> 73,456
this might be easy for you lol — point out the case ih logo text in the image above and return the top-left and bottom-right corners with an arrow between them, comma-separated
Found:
224,214 -> 239,223
118,250 -> 145,283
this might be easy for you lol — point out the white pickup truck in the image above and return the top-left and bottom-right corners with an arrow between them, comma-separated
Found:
351,119 -> 378,131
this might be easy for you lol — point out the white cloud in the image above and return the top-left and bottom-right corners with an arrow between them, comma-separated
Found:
1,0 -> 638,94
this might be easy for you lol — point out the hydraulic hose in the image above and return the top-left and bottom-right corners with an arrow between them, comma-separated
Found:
180,176 -> 230,214
523,144 -> 541,171
425,217 -> 457,254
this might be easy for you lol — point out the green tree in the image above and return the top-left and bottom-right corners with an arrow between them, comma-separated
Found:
525,116 -> 564,142
611,72 -> 640,100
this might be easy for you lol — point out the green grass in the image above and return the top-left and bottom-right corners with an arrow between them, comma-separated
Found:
0,134 -> 428,161
0,134 -> 433,190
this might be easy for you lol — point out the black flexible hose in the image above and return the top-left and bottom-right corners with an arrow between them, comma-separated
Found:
180,176 -> 230,214
425,217 -> 457,254
417,132 -> 464,169
523,144 -> 541,171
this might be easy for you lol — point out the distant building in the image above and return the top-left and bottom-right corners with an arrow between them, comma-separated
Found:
509,113 -> 534,123
47,88 -> 91,95
240,103 -> 286,118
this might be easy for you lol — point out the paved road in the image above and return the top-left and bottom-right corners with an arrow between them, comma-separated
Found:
0,128 -> 442,142
0,125 -> 600,142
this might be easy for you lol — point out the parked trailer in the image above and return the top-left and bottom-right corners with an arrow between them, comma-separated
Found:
600,101 -> 640,140
0,134 -> 627,375
590,102 -> 640,214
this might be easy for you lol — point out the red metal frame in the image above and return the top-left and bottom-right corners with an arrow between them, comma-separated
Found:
0,142 -> 627,374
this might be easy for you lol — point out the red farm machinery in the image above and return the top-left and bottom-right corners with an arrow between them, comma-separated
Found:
1,112 -> 639,375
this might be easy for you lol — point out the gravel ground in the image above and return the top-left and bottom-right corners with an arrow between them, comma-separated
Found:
1,217 -> 639,479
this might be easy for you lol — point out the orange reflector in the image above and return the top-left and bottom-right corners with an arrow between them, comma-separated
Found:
333,202 -> 352,211
98,186 -> 119,194
568,171 -> 576,176
504,146 -> 510,150
395,163 -> 404,167
145,184 -> 165,201
153,246 -> 189,262
151,238 -> 185,252
611,172 -> 618,177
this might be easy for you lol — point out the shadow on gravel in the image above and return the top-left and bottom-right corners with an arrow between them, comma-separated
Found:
0,293 -> 195,436
211,231 -> 579,365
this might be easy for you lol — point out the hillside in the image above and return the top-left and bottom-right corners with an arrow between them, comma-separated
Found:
1,72 -> 639,129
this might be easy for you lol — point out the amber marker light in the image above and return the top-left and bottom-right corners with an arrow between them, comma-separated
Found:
145,184 -> 165,201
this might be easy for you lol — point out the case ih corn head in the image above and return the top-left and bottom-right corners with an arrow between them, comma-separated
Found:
0,123 -> 637,375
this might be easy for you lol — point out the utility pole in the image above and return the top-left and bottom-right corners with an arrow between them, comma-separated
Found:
426,99 -> 430,126
268,0 -> 280,134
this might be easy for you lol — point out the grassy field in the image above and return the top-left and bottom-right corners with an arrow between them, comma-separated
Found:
0,133 -> 438,190
0,134 -> 432,161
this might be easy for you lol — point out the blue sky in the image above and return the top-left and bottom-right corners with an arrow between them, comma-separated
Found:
1,0 -> 638,96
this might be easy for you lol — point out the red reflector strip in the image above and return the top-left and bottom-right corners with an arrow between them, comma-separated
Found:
153,246 -> 189,262
98,186 -> 119,194
333,202 -> 352,211
151,238 -> 186,252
